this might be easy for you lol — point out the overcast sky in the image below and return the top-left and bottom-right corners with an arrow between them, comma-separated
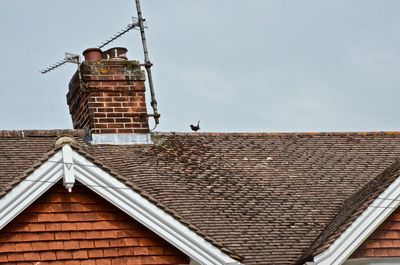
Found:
0,1 -> 399,132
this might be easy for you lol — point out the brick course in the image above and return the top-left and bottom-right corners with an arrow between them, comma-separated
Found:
350,208 -> 400,258
0,183 -> 189,264
67,60 -> 150,134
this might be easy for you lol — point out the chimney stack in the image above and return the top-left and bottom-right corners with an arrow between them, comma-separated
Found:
67,47 -> 151,144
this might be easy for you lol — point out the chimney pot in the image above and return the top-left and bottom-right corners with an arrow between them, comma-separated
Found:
83,48 -> 103,61
103,47 -> 128,60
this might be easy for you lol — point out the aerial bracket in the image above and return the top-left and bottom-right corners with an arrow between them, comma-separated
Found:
64,53 -> 80,64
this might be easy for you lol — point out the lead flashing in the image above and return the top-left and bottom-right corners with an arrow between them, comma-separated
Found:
90,133 -> 153,145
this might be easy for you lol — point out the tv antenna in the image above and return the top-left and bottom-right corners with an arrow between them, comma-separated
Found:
39,53 -> 81,74
39,0 -> 161,126
134,0 -> 160,125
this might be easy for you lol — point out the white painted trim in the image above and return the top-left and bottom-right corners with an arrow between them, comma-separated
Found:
90,133 -> 152,145
313,174 -> 400,265
0,145 -> 240,265
191,260 -> 202,265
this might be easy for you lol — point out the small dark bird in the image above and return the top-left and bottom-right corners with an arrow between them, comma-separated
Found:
190,121 -> 200,132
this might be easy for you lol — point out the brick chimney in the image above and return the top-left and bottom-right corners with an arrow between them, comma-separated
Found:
67,47 -> 151,144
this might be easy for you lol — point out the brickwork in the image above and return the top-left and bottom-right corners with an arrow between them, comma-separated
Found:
350,207 -> 400,258
67,60 -> 150,134
0,183 -> 190,264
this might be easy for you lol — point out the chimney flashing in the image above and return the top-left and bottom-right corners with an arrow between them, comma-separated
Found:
90,133 -> 153,145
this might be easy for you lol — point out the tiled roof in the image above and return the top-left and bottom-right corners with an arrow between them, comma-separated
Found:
298,159 -> 400,263
2,130 -> 400,264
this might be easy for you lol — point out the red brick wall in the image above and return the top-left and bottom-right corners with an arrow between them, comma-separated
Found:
350,207 -> 400,258
67,60 -> 150,134
0,183 -> 190,265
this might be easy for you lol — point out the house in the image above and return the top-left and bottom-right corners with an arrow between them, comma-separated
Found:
1,48 -> 400,265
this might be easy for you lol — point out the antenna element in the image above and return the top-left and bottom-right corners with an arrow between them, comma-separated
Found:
98,19 -> 140,49
40,53 -> 80,74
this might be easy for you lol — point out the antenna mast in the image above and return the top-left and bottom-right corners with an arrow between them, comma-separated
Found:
135,0 -> 160,125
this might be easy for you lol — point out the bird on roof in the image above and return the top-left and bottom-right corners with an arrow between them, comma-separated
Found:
190,121 -> 200,132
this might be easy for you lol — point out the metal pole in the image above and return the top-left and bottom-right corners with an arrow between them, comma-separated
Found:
135,0 -> 160,125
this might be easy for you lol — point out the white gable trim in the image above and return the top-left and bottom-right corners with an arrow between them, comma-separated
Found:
312,174 -> 400,265
0,145 -> 240,265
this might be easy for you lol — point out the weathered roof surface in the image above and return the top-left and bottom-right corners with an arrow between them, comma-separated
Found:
2,130 -> 400,264
298,159 -> 400,263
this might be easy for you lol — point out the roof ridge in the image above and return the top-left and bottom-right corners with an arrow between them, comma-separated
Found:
1,130 -> 400,138
0,129 -> 86,138
154,131 -> 400,137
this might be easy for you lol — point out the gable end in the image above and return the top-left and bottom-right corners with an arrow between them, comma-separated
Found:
0,145 -> 241,265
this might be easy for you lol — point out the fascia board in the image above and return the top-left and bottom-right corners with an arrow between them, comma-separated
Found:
313,174 -> 400,265
72,151 -> 241,265
0,151 -> 63,230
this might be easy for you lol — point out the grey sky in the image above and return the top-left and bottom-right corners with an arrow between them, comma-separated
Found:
0,1 -> 399,132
